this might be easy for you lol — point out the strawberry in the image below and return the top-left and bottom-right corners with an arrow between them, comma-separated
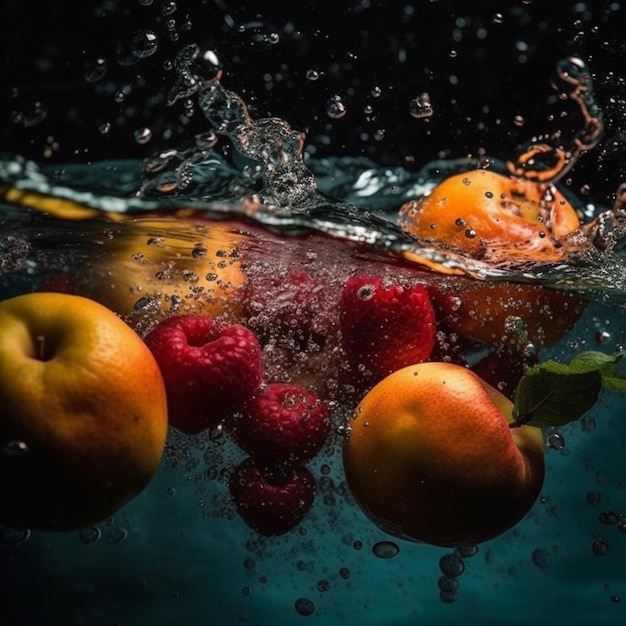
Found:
230,382 -> 330,467
339,275 -> 436,388
229,457 -> 316,536
144,315 -> 263,435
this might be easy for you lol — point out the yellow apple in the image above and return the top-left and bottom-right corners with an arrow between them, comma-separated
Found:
342,361 -> 545,547
0,292 -> 168,531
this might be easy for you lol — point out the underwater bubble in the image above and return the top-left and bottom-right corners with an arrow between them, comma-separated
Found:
317,579 -> 331,592
531,548 -> 552,568
513,114 -> 525,127
339,567 -> 351,580
439,553 -> 465,577
14,101 -> 47,128
592,539 -> 609,556
0,525 -> 30,546
439,590 -> 458,603
454,545 -> 478,559
598,510 -> 620,525
294,597 -> 316,616
409,93 -> 434,119
587,491 -> 602,506
326,96 -> 347,119
581,415 -> 596,433
372,541 -> 400,559
305,69 -> 320,81
78,526 -> 102,545
546,432 -> 565,450
595,329 -> 612,344
438,576 -> 459,592
161,0 -> 177,16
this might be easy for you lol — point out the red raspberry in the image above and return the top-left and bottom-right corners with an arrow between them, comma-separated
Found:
144,315 -> 263,435
339,275 -> 436,387
229,457 -> 316,536
230,383 -> 330,467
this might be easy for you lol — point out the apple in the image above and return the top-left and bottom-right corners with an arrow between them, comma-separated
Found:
0,292 -> 168,531
230,382 -> 330,467
342,361 -> 545,547
229,457 -> 316,536
143,315 -> 264,435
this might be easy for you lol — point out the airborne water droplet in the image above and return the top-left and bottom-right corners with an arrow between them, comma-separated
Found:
409,93 -> 434,119
326,96 -> 347,119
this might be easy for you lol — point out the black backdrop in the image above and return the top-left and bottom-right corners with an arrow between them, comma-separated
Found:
1,0 -> 625,204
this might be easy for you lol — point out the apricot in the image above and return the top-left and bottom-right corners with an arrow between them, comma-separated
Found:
342,362 -> 545,547
74,217 -> 246,327
398,169 -> 582,263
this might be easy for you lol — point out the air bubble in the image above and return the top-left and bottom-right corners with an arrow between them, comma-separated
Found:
438,576 -> 459,592
598,510 -> 620,525
439,553 -> 465,577
531,548 -> 552,568
294,597 -> 315,616
305,69 -> 320,81
372,541 -> 399,559
79,526 -> 102,545
0,525 -> 31,546
546,432 -> 565,450
592,539 -> 609,556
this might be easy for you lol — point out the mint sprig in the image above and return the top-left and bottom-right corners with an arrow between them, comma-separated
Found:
510,351 -> 626,429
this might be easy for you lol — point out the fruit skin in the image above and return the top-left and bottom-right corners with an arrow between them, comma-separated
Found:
0,292 -> 168,531
229,457 -> 316,536
342,362 -> 545,547
230,383 -> 330,467
339,275 -> 436,387
144,315 -> 263,435
75,217 -> 246,327
398,169 -> 582,263
429,280 -> 587,348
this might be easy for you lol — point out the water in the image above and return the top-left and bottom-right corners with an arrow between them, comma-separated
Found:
1,3 -> 626,626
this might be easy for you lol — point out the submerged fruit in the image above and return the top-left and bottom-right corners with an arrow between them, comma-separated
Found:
342,362 -> 545,547
0,292 -> 168,531
398,169 -> 583,263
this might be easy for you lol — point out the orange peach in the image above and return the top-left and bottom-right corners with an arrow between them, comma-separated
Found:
342,362 -> 545,547
398,169 -> 582,263
74,217 -> 246,329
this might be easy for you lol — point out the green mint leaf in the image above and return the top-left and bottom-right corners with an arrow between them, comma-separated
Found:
569,350 -> 626,392
511,360 -> 602,429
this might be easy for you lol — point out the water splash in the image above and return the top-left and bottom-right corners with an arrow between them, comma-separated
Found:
164,44 -> 317,207
507,56 -> 604,184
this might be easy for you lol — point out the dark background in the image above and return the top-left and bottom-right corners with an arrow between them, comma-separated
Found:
1,0 -> 625,204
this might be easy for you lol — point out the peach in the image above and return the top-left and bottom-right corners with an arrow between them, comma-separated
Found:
74,217 -> 246,328
398,169 -> 582,263
342,362 -> 545,547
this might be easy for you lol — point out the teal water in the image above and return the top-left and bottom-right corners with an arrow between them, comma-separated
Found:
0,153 -> 625,626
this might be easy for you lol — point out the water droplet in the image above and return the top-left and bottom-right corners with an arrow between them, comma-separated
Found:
132,29 -> 159,58
326,95 -> 347,119
513,114 -> 525,127
84,58 -> 108,83
294,597 -> 316,616
409,93 -> 434,119
492,13 -> 504,24
546,432 -> 565,450
439,553 -> 465,577
2,440 -> 29,457
531,548 -> 552,568
372,541 -> 399,559
464,228 -> 477,239
134,127 -> 153,144
79,526 -> 102,545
